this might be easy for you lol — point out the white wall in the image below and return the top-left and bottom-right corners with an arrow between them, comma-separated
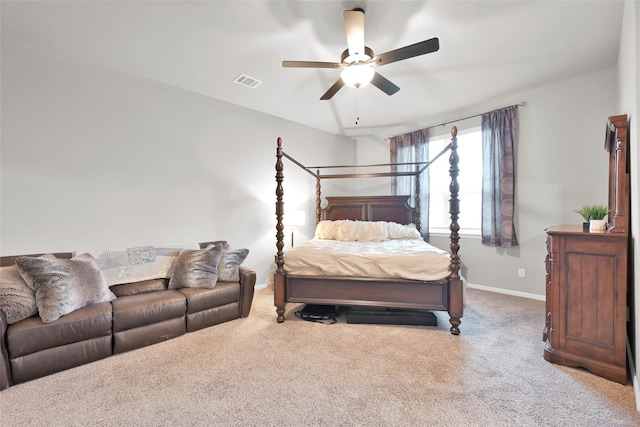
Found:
618,0 -> 639,407
0,41 -> 355,284
3,38 -> 616,297
356,66 -> 618,297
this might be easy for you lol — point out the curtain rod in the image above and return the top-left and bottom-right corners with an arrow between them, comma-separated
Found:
385,101 -> 526,141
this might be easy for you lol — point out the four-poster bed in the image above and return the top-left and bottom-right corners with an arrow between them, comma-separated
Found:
274,127 -> 463,334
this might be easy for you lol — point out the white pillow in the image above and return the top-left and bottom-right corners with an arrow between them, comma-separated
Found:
314,220 -> 339,240
358,221 -> 388,242
387,222 -> 423,240
337,220 -> 359,241
335,220 -> 389,242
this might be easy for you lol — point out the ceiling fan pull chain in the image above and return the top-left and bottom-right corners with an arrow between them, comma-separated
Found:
355,90 -> 360,125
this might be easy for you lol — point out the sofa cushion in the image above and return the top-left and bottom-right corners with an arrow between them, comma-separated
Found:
218,248 -> 249,282
113,318 -> 185,355
111,290 -> 186,332
15,253 -> 116,323
178,282 -> 241,314
10,335 -> 112,385
0,265 -> 38,324
7,301 -> 113,358
110,278 -> 168,297
168,244 -> 223,290
185,303 -> 241,332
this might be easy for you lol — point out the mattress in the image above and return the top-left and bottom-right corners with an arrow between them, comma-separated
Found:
283,238 -> 451,282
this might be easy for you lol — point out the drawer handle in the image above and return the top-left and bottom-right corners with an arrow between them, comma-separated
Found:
547,250 -> 556,263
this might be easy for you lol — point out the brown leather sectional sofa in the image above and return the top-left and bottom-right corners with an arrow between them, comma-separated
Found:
0,243 -> 256,390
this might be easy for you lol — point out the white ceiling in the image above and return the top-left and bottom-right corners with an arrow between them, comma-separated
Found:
1,1 -> 625,139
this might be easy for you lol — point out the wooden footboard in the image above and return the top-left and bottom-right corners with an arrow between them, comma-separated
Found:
274,273 -> 462,334
285,275 -> 449,309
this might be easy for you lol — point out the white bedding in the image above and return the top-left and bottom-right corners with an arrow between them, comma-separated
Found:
283,238 -> 451,282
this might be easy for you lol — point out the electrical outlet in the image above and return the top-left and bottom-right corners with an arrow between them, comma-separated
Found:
518,268 -> 525,278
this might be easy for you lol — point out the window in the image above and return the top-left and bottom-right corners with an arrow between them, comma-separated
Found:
428,127 -> 482,235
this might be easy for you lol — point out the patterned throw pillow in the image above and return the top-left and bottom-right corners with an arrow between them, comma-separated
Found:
88,245 -> 172,287
0,265 -> 38,324
218,248 -> 250,282
15,253 -> 116,323
168,244 -> 224,290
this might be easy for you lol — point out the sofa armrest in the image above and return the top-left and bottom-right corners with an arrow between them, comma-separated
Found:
238,266 -> 256,318
0,309 -> 12,390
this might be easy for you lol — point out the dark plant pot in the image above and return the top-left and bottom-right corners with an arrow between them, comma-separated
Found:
582,222 -> 590,232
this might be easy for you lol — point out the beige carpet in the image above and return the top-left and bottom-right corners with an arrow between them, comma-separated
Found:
1,288 -> 639,426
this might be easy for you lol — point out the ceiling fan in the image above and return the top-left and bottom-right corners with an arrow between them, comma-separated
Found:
282,8 -> 439,100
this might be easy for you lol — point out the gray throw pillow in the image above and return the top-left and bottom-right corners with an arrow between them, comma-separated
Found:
16,253 -> 116,324
0,265 -> 38,324
218,248 -> 250,282
204,240 -> 231,251
168,244 -> 223,290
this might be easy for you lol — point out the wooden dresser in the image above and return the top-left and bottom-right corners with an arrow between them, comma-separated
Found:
543,114 -> 630,384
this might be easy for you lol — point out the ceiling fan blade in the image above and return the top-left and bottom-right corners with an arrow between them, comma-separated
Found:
372,37 -> 440,66
344,9 -> 365,58
320,78 -> 345,100
370,71 -> 400,96
283,60 -> 344,69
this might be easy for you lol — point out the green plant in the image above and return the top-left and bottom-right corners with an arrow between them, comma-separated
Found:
575,205 -> 611,221
575,205 -> 592,221
589,205 -> 611,220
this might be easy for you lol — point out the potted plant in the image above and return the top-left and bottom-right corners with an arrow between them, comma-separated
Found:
575,205 -> 611,232
575,205 -> 592,231
588,205 -> 611,232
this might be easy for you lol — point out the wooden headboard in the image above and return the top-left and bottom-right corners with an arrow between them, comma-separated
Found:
322,196 -> 415,225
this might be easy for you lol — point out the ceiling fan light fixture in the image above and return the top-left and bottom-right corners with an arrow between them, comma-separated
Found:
341,64 -> 375,89
283,10 -> 439,100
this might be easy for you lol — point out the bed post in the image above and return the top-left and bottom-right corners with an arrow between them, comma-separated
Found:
448,126 -> 463,335
275,137 -> 286,322
316,170 -> 322,224
414,165 -> 421,232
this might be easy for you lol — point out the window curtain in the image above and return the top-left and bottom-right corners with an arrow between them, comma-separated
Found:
390,128 -> 429,239
481,106 -> 518,247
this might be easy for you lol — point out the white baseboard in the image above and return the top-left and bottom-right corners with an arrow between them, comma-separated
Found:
627,338 -> 640,411
255,283 -> 267,290
466,282 -> 545,301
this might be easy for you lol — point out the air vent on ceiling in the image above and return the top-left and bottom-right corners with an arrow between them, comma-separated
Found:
234,74 -> 262,89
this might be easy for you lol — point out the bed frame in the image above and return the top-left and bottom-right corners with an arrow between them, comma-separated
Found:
274,127 -> 463,334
